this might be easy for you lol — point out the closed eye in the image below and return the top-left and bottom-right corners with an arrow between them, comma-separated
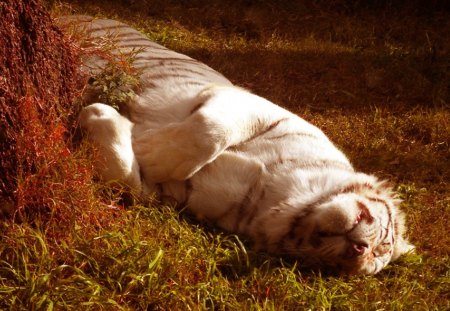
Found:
373,242 -> 392,257
317,231 -> 340,238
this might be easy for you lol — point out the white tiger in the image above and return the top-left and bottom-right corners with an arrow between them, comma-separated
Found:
64,16 -> 414,275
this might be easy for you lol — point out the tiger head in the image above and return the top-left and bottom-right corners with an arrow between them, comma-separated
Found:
263,173 -> 414,275
306,184 -> 413,275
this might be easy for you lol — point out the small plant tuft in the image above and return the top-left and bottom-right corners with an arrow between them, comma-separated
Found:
88,48 -> 142,111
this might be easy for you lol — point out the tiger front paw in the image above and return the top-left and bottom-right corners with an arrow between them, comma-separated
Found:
133,120 -> 225,182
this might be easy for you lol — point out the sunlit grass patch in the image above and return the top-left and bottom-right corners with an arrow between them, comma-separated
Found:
0,205 -> 248,309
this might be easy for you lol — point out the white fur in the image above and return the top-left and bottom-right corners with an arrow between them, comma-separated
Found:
133,85 -> 346,182
79,85 -> 413,275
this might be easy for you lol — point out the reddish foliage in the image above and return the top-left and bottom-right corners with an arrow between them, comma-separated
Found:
0,0 -> 116,227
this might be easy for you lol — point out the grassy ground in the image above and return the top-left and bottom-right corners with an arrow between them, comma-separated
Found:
1,0 -> 449,309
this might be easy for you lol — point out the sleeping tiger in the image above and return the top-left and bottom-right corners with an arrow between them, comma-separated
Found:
64,16 -> 414,275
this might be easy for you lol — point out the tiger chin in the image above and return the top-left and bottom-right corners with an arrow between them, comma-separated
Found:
72,16 -> 414,275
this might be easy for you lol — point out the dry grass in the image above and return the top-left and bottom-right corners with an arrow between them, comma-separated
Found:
1,0 -> 448,309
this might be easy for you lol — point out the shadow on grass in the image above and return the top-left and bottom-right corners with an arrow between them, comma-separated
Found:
64,0 -> 450,110
188,48 -> 448,111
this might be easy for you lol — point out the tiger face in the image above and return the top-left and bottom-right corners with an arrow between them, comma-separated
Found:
309,195 -> 398,274
272,179 -> 413,275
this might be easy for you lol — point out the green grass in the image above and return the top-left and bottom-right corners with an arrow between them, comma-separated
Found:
0,205 -> 439,310
1,0 -> 449,309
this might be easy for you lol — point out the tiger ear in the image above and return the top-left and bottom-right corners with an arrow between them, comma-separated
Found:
392,237 -> 415,261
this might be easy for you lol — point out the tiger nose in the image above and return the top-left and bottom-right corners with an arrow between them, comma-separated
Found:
347,241 -> 368,258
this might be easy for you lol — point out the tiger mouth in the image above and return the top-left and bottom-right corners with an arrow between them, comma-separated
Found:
315,211 -> 377,260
